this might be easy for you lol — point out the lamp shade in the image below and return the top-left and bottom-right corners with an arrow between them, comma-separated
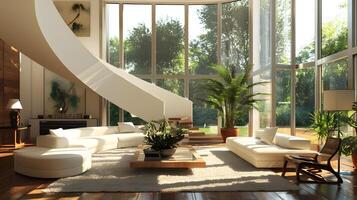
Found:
6,99 -> 23,110
323,90 -> 355,111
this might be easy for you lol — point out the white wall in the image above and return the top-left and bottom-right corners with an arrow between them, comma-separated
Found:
20,0 -> 101,125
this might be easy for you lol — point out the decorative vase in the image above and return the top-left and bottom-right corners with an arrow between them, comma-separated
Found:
221,128 -> 240,142
160,148 -> 176,158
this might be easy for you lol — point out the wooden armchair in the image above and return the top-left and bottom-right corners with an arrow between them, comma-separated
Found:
281,137 -> 343,184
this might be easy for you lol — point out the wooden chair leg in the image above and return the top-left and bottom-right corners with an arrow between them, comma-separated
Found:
281,159 -> 288,177
296,164 -> 301,182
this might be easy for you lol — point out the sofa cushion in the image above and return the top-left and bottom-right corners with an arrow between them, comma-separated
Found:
118,122 -> 139,133
255,127 -> 278,144
274,133 -> 311,150
59,126 -> 119,139
49,128 -> 64,137
117,133 -> 145,148
69,134 -> 119,153
37,135 -> 70,148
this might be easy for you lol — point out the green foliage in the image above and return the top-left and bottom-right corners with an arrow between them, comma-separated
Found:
275,0 -> 291,64
340,103 -> 357,156
221,1 -> 249,71
108,37 -> 120,67
342,102 -> 357,131
321,22 -> 348,58
143,120 -> 185,150
156,19 -> 184,74
341,136 -> 357,156
50,81 -> 79,113
124,19 -> 184,75
276,104 -> 290,126
124,24 -> 152,74
309,111 -> 345,142
189,5 -> 217,74
204,65 -> 268,128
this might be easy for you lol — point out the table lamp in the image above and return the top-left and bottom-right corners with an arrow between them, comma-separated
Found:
7,99 -> 23,127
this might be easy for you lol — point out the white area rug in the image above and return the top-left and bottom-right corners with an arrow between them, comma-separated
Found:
44,147 -> 299,192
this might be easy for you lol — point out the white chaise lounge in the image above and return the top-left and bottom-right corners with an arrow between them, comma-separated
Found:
14,125 -> 144,178
226,133 -> 316,168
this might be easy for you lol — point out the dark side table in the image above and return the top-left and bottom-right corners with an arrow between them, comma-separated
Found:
0,125 -> 31,149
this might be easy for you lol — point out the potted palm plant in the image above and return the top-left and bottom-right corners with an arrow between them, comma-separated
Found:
204,65 -> 267,142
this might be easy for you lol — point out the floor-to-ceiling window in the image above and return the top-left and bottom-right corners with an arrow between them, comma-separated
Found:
294,0 -> 316,142
105,1 -> 249,135
252,0 -> 356,142
106,4 -> 120,125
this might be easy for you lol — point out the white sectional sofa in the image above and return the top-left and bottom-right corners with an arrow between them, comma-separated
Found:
226,133 -> 316,168
14,125 -> 145,178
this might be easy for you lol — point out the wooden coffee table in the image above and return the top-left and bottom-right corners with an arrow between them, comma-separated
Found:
130,145 -> 206,169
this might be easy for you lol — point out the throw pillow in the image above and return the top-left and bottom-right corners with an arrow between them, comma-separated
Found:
49,128 -> 64,137
118,122 -> 139,133
255,127 -> 278,144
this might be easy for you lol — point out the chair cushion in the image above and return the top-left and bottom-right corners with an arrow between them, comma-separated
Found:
274,133 -> 311,150
255,127 -> 278,144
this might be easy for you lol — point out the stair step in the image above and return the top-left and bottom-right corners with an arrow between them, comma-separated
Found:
189,135 -> 223,141
188,132 -> 205,136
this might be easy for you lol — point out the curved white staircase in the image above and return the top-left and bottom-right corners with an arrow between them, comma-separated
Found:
0,0 -> 192,122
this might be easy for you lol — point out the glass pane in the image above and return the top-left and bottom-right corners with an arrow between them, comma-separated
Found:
275,0 -> 291,64
108,103 -> 120,126
295,0 -> 315,64
189,5 -> 217,75
276,70 -> 291,134
124,111 -> 146,125
106,4 -> 120,68
124,4 -> 152,74
222,0 -> 249,71
296,68 -> 317,144
252,70 -> 272,130
106,4 -> 120,126
321,0 -> 348,57
322,58 -> 349,90
189,80 -> 218,135
156,5 -> 185,75
156,79 -> 184,97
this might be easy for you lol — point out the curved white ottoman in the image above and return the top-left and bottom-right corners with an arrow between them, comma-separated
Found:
14,147 -> 91,178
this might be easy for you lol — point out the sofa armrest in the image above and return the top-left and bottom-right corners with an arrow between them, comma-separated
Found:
36,135 -> 70,148
117,133 -> 145,148
274,133 -> 311,150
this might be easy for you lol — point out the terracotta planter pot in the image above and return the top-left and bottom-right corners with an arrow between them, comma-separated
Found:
221,128 -> 240,142
352,149 -> 357,169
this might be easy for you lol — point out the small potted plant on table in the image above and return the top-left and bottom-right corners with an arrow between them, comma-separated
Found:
142,120 -> 186,158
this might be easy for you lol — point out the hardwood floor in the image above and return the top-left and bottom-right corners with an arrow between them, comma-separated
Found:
1,146 -> 357,200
